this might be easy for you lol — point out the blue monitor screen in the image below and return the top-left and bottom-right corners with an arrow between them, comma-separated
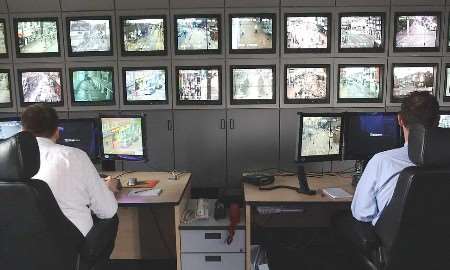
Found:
0,119 -> 22,140
57,119 -> 98,160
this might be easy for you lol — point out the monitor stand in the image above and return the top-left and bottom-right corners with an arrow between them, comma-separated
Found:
352,160 -> 368,187
101,160 -> 116,172
297,164 -> 316,195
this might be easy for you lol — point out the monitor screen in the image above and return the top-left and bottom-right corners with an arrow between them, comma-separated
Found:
57,119 -> 98,160
444,65 -> 450,102
439,114 -> 450,128
175,15 -> 220,53
19,70 -> 63,105
339,14 -> 384,52
394,13 -> 440,51
123,68 -> 168,105
121,16 -> 166,55
100,116 -> 145,160
392,64 -> 436,102
344,112 -> 402,160
297,114 -> 343,162
231,14 -> 275,53
231,66 -> 275,104
176,67 -> 221,105
285,65 -> 329,104
0,20 -> 8,56
68,18 -> 112,56
0,119 -> 22,140
338,65 -> 383,103
0,71 -> 11,107
15,18 -> 59,56
285,14 -> 330,52
70,68 -> 114,105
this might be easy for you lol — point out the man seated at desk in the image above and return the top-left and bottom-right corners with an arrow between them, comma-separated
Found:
351,91 -> 440,225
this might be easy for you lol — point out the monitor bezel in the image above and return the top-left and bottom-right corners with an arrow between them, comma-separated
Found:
284,13 -> 332,54
120,15 -> 168,57
99,114 -> 147,161
230,65 -> 276,105
284,64 -> 330,104
443,63 -> 450,102
337,64 -> 384,104
69,66 -> 116,107
66,16 -> 114,57
393,12 -> 441,53
13,17 -> 61,58
17,68 -> 64,107
229,13 -> 277,54
122,66 -> 169,106
0,69 -> 13,108
0,18 -> 9,58
174,14 -> 222,55
175,65 -> 223,106
57,118 -> 100,161
296,112 -> 344,162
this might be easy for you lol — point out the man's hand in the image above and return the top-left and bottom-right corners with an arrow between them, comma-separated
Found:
104,176 -> 121,194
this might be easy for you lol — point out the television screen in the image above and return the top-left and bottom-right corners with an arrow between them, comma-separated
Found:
68,18 -> 111,55
285,65 -> 329,103
444,66 -> 450,101
285,14 -> 330,52
0,119 -> 22,140
100,116 -> 145,160
439,114 -> 450,128
177,67 -> 221,104
15,18 -> 59,55
339,14 -> 384,51
176,16 -> 220,53
19,70 -> 63,105
70,69 -> 114,104
124,68 -> 167,104
338,65 -> 383,102
231,15 -> 275,52
0,71 -> 11,106
122,17 -> 166,55
394,14 -> 439,50
57,119 -> 98,159
392,65 -> 436,101
231,67 -> 274,103
0,20 -> 7,55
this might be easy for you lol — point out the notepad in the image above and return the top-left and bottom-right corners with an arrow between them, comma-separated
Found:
322,188 -> 353,199
129,188 -> 162,197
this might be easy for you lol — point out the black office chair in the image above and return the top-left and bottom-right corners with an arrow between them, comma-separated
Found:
0,132 -> 118,270
333,124 -> 450,270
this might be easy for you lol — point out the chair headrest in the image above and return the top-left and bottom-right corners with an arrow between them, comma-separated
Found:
408,124 -> 450,167
0,131 -> 40,180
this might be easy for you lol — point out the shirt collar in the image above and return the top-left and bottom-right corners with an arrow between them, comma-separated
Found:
36,137 -> 56,145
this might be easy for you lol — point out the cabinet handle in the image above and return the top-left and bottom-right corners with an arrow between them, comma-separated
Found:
229,119 -> 235,129
167,120 -> 173,131
205,256 -> 222,262
220,119 -> 226,129
205,232 -> 221,239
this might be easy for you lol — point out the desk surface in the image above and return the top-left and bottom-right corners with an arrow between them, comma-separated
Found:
244,174 -> 355,204
105,171 -> 192,206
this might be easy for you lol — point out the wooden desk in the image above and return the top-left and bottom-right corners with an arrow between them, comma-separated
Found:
244,175 -> 355,270
106,171 -> 191,270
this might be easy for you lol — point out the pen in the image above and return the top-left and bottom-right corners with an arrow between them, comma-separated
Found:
133,188 -> 153,194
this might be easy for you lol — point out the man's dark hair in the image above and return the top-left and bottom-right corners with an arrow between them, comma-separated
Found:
21,104 -> 59,138
399,91 -> 439,128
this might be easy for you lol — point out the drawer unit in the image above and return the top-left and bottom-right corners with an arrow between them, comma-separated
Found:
181,229 -> 245,253
181,253 -> 245,270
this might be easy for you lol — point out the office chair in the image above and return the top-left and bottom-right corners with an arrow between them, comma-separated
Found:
333,124 -> 450,270
0,132 -> 118,270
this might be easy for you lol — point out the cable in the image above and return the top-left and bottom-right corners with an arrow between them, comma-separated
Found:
259,185 -> 299,191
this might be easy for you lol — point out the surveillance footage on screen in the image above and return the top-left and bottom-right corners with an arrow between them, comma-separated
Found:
286,15 -> 328,50
231,16 -> 273,50
445,67 -> 450,98
17,20 -> 59,54
178,68 -> 220,101
301,116 -> 342,157
395,15 -> 439,49
72,70 -> 113,102
232,68 -> 273,100
340,15 -> 383,49
21,71 -> 62,103
69,19 -> 111,53
122,18 -> 165,52
392,66 -> 435,99
0,22 -> 7,54
339,66 -> 382,100
101,117 -> 144,156
176,17 -> 220,51
125,69 -> 167,101
0,72 -> 10,104
286,67 -> 328,101
439,115 -> 450,128
0,120 -> 22,140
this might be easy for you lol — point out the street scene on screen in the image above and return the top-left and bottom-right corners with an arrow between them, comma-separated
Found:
232,68 -> 273,100
301,116 -> 341,157
123,18 -> 165,52
17,21 -> 59,53
286,67 -> 327,100
126,69 -> 167,101
70,19 -> 111,52
232,17 -> 273,49
21,71 -> 62,103
286,16 -> 328,49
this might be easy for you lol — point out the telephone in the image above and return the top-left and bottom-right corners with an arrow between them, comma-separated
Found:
196,198 -> 209,219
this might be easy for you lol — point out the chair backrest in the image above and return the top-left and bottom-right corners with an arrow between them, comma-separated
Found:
375,125 -> 450,270
0,132 -> 83,270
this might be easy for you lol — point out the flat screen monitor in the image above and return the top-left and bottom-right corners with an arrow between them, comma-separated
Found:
100,116 -> 146,161
230,14 -> 275,54
443,64 -> 450,102
121,16 -> 167,56
0,70 -> 12,108
391,64 -> 437,103
285,13 -> 331,53
230,65 -> 275,105
337,64 -> 383,103
18,69 -> 63,106
339,13 -> 385,53
296,113 -> 343,162
69,68 -> 115,106
123,67 -> 168,105
14,17 -> 60,57
175,15 -> 221,54
285,64 -> 330,104
67,17 -> 113,57
394,13 -> 440,52
344,112 -> 402,161
0,118 -> 22,140
439,113 -> 450,128
0,19 -> 8,57
57,118 -> 99,160
176,66 -> 221,105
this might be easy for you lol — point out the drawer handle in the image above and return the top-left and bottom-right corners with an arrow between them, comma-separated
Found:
205,233 -> 221,239
205,256 -> 222,262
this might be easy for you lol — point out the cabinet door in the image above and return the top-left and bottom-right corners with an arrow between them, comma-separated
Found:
227,109 -> 279,188
174,110 -> 227,188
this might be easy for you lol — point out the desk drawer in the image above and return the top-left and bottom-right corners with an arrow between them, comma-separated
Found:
181,253 -> 245,270
180,230 -> 245,253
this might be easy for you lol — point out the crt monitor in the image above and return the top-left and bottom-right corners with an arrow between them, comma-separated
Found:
439,113 -> 450,128
0,118 -> 22,140
57,119 -> 99,160
344,112 -> 402,161
99,115 -> 146,161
